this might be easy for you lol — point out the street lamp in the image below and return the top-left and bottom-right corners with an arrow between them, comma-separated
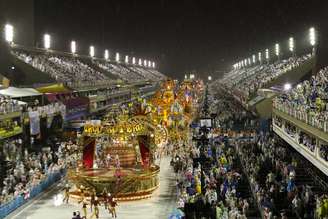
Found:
71,41 -> 76,54
44,34 -> 51,49
4,24 -> 14,43
89,46 -> 95,57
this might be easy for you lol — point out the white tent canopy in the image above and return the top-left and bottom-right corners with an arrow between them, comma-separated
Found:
0,87 -> 41,98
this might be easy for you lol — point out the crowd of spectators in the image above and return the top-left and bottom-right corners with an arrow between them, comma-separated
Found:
237,131 -> 328,219
273,66 -> 328,132
220,54 -> 312,102
13,50 -> 111,87
171,136 -> 251,219
0,139 -> 80,206
0,95 -> 21,114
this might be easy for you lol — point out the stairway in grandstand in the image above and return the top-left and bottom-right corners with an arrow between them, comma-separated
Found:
234,154 -> 262,219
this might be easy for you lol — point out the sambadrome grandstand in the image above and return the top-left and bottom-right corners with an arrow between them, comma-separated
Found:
1,19 -> 328,219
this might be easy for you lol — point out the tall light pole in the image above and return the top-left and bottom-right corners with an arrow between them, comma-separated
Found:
104,49 -> 109,60
258,52 -> 262,65
309,27 -> 316,55
44,34 -> 51,49
289,37 -> 295,57
265,49 -> 269,64
275,43 -> 280,61
89,46 -> 95,58
115,52 -> 120,62
71,41 -> 76,54
4,24 -> 14,44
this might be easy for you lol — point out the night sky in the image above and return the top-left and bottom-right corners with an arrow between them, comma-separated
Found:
34,0 -> 328,79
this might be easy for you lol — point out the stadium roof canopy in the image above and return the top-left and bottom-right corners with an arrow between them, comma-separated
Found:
0,87 -> 41,98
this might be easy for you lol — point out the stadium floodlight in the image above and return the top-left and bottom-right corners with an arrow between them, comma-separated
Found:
248,58 -> 251,65
258,52 -> 262,63
71,41 -> 76,54
144,59 -> 147,66
265,49 -> 269,60
138,58 -> 142,66
4,24 -> 14,43
89,46 -> 95,57
244,59 -> 247,66
252,55 -> 256,64
208,76 -> 212,81
115,52 -> 120,62
284,83 -> 291,91
275,43 -> 280,57
152,61 -> 155,68
104,49 -> 109,60
132,57 -> 136,65
184,74 -> 187,79
309,27 -> 316,46
289,37 -> 294,52
44,34 -> 51,49
125,55 -> 129,63
148,60 -> 151,67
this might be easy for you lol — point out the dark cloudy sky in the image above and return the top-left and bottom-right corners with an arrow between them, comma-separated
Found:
34,0 -> 328,79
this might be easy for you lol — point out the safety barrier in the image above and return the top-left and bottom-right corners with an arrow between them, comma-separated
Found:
0,169 -> 66,218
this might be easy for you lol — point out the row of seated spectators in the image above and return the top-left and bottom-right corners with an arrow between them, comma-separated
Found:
275,119 -> 328,162
0,139 -> 80,206
238,133 -> 328,218
13,49 -> 166,86
220,54 -> 312,101
273,66 -> 328,132
13,51 -> 111,88
95,60 -> 166,82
